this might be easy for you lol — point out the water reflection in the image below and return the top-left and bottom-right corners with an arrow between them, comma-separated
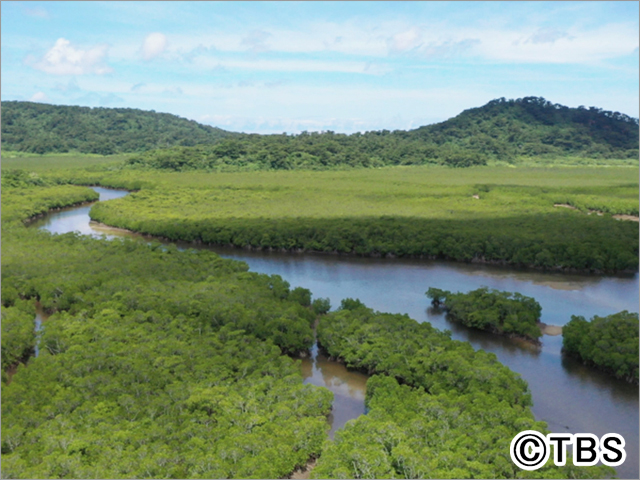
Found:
427,307 -> 543,358
29,187 -> 130,239
33,304 -> 49,358
301,343 -> 367,438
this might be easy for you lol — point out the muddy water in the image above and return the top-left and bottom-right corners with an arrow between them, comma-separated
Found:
301,343 -> 368,438
33,187 -> 640,478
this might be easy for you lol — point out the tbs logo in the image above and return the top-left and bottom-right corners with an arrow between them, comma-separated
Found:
510,430 -> 626,471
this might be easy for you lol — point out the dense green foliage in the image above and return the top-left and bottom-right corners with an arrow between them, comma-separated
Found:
563,311 -> 639,383
1,184 -> 335,478
122,130 -> 488,171
312,300 -> 613,478
83,167 -> 639,272
408,97 -> 639,160
426,287 -> 543,341
1,303 -> 37,381
317,299 -> 532,405
1,178 -> 99,223
1,158 -> 630,478
5,97 -> 637,167
120,96 -> 638,172
1,101 -> 233,155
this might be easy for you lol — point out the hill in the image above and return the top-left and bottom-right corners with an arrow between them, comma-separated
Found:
1,101 -> 234,155
405,96 -> 639,160
124,96 -> 639,171
2,97 -> 638,167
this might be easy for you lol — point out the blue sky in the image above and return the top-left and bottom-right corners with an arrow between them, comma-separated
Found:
2,1 -> 638,134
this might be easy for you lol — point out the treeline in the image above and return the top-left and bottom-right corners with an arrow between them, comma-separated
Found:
124,132 -> 487,171
312,300 -> 613,478
1,101 -> 233,155
89,202 -> 639,273
563,311 -> 639,384
122,96 -> 638,171
426,287 -> 543,342
124,97 -> 639,171
4,97 -> 637,166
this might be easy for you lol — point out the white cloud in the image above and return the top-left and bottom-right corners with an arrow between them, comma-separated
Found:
131,82 -> 146,92
159,18 -> 637,66
31,38 -> 112,75
241,30 -> 272,54
461,22 -> 638,64
389,28 -> 423,53
192,57 -> 392,75
419,39 -> 481,59
141,32 -> 168,60
23,7 -> 50,19
53,78 -> 81,94
162,86 -> 184,96
526,28 -> 573,45
29,91 -> 49,102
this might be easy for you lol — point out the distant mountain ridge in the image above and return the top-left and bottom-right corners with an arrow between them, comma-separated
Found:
1,101 -> 235,155
1,97 -> 638,166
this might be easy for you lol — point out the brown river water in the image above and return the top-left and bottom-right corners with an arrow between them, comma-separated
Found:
29,187 -> 639,478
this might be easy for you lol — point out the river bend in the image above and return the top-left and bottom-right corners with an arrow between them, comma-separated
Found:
30,187 -> 639,478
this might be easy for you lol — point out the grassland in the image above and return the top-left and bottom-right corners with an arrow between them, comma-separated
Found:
4,154 -> 638,272
85,164 -> 639,220
1,152 -> 128,172
82,164 -> 638,272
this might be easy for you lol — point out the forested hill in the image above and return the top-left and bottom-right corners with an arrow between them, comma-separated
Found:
125,96 -> 639,171
1,101 -> 234,155
2,97 -> 638,167
405,96 -> 639,159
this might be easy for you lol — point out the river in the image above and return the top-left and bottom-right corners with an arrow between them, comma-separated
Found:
30,187 -> 639,478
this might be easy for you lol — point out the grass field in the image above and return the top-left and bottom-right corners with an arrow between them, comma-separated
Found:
4,154 -> 637,271
1,152 -> 130,172
5,154 -> 638,220
88,164 -> 639,219
80,164 -> 638,272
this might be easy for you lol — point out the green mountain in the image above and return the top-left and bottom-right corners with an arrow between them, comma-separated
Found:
125,97 -> 638,171
2,97 -> 638,167
1,101 -> 234,155
404,96 -> 639,160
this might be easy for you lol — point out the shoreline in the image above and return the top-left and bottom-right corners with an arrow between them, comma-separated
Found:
23,199 -> 99,224
86,220 -> 639,276
539,322 -> 563,336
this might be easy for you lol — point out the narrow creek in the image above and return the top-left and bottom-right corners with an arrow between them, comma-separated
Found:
29,187 -> 640,478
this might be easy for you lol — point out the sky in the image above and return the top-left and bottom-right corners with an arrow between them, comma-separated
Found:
1,1 -> 638,134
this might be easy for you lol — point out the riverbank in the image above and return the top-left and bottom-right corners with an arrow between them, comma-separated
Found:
86,218 -> 639,275
24,199 -> 98,224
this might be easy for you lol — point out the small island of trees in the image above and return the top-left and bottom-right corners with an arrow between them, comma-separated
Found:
563,311 -> 639,384
426,287 -> 543,342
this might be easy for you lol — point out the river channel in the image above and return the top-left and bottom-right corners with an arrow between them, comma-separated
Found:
30,187 -> 639,478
